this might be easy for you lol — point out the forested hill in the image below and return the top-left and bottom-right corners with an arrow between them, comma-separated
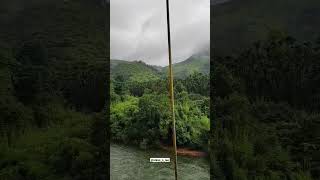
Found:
111,53 -> 209,80
212,0 -> 320,55
162,54 -> 209,78
111,60 -> 161,82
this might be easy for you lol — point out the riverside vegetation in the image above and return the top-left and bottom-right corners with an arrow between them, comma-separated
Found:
0,0 -> 108,179
110,56 -> 210,150
211,0 -> 320,179
210,34 -> 320,179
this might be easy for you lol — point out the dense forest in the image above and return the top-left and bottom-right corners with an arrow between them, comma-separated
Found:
0,0 -> 109,179
210,33 -> 320,179
110,57 -> 210,150
211,0 -> 320,179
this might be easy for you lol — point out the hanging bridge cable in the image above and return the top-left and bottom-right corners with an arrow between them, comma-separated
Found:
165,0 -> 178,179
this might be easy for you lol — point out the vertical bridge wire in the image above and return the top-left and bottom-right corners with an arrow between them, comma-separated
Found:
165,0 -> 178,179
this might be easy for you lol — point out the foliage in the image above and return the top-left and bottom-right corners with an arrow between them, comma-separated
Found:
162,54 -> 210,78
0,0 -> 108,179
110,71 -> 210,149
210,35 -> 320,179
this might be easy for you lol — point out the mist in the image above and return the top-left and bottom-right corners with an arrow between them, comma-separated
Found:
110,0 -> 210,66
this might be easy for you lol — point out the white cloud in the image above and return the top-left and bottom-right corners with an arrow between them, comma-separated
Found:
111,0 -> 210,66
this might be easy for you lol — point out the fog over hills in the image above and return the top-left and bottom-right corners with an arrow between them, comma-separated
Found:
111,0 -> 209,66
111,50 -> 209,79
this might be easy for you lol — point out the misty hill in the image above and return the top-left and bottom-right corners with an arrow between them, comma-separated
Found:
111,60 -> 161,82
162,54 -> 209,78
212,0 -> 320,55
111,53 -> 209,80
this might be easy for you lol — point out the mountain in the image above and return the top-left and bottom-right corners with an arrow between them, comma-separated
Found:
111,53 -> 210,80
162,54 -> 209,79
212,0 -> 320,55
111,60 -> 161,82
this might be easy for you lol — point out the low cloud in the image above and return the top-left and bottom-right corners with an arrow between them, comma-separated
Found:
111,0 -> 209,66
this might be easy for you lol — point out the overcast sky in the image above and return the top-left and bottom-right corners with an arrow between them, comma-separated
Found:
110,0 -> 209,66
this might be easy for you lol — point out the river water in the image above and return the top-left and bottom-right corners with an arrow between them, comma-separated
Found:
110,143 -> 210,180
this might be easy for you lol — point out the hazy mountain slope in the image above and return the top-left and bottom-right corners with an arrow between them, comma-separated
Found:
111,60 -> 161,82
212,0 -> 320,55
163,55 -> 209,78
112,53 -> 210,81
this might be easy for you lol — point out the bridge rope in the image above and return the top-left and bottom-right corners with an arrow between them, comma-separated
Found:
165,0 -> 178,179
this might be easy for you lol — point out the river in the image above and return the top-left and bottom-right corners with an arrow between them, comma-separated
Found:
111,143 -> 210,180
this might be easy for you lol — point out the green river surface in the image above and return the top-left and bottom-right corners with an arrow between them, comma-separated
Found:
111,143 -> 210,180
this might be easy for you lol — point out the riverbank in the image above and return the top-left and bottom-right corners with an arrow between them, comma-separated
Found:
111,141 -> 208,158
160,145 -> 208,157
110,143 -> 210,180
